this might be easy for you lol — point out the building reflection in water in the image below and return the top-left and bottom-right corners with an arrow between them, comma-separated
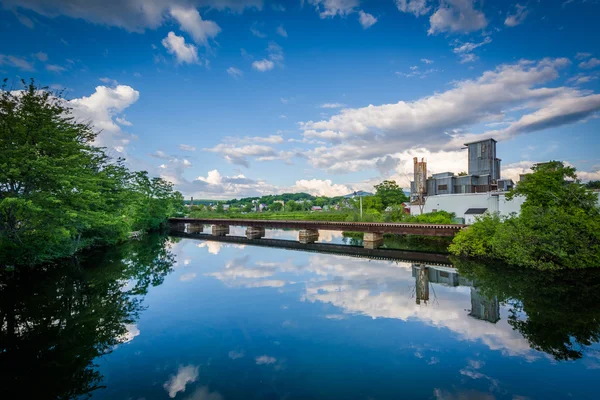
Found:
411,263 -> 500,323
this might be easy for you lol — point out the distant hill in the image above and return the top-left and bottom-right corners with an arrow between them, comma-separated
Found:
343,191 -> 373,198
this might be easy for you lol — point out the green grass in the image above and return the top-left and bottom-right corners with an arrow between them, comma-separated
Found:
188,210 -> 352,221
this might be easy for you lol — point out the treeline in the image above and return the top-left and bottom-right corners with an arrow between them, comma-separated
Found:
450,161 -> 600,270
0,80 -> 184,266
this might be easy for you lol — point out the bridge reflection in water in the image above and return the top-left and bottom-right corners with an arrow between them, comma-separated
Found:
170,230 -> 500,324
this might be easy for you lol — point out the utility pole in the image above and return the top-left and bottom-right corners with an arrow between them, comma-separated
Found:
354,192 -> 363,220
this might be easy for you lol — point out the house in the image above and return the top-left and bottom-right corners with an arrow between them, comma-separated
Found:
464,208 -> 487,225
311,206 -> 323,211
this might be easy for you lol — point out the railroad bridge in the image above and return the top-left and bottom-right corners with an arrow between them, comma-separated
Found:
168,218 -> 465,249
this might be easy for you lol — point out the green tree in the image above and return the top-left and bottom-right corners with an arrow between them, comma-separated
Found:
374,180 -> 408,211
270,202 -> 283,212
0,80 -> 183,266
216,202 -> 224,213
586,180 -> 600,189
451,161 -> 600,270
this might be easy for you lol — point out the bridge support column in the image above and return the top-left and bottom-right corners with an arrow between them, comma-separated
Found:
211,224 -> 230,236
299,229 -> 319,244
188,223 -> 203,234
173,222 -> 187,233
246,226 -> 266,239
363,232 -> 384,249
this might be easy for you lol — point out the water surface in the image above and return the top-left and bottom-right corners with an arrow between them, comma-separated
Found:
2,231 -> 599,400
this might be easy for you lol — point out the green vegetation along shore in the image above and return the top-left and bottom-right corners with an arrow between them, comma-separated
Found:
450,161 -> 600,270
0,80 -> 184,266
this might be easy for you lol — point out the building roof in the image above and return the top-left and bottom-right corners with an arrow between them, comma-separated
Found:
463,138 -> 497,146
464,208 -> 488,215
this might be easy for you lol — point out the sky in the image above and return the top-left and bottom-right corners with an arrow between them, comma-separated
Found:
1,0 -> 600,199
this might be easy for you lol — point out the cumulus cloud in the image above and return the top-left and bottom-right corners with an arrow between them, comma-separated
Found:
34,51 -> 48,61
579,58 -> 600,69
204,143 -> 280,166
505,4 -> 529,27
252,59 -> 274,71
255,355 -> 277,365
299,58 -> 600,174
227,66 -> 243,78
179,144 -> 196,151
421,58 -> 434,64
186,169 -> 279,199
169,6 -> 221,45
162,31 -> 200,64
0,54 -> 34,71
358,10 -> 378,29
250,21 -> 267,38
395,0 -> 431,16
453,36 -> 492,63
163,364 -> 199,398
276,24 -> 288,37
320,103 -> 346,109
575,52 -> 592,60
69,84 -> 140,154
292,179 -> 351,196
308,0 -> 358,18
2,0 -> 261,32
428,0 -> 488,35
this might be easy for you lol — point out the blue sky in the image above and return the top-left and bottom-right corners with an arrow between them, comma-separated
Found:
1,0 -> 600,199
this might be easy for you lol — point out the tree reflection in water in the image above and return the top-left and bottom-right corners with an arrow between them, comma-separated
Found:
0,234 -> 177,399
454,258 -> 600,361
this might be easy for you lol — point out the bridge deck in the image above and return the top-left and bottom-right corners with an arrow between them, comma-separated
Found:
168,217 -> 465,237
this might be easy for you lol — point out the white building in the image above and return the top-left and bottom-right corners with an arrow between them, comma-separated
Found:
410,192 -> 526,224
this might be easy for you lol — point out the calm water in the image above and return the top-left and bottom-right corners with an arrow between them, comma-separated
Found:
2,230 -> 599,400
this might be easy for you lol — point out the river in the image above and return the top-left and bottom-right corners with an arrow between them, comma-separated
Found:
1,229 -> 599,399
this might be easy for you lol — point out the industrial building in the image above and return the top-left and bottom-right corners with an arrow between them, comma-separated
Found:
410,139 -> 513,199
409,138 -> 521,223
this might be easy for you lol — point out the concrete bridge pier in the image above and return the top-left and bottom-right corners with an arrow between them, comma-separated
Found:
363,232 -> 384,249
299,229 -> 319,244
174,222 -> 187,233
246,226 -> 266,239
212,224 -> 230,236
188,223 -> 204,234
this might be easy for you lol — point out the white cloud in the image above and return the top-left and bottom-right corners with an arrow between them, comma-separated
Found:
169,6 -> 221,45
179,144 -> 197,151
3,0 -> 261,32
276,24 -> 288,37
292,179 -> 351,196
255,355 -> 277,365
228,350 -> 245,359
252,59 -> 274,71
320,103 -> 346,109
227,66 -> 243,78
99,77 -> 118,86
395,0 -> 431,16
299,58 -> 600,173
396,67 -> 439,78
205,143 -> 278,166
0,54 -> 34,71
428,0 -> 488,35
186,169 -> 279,199
180,272 -> 197,281
163,364 -> 199,398
184,386 -> 224,400
15,11 -> 34,28
250,21 -> 267,38
308,0 -> 358,18
162,31 -> 200,65
115,116 -> 133,126
505,4 -> 529,27
453,36 -> 492,63
119,323 -> 140,343
69,84 -> 140,154
34,51 -> 48,61
421,58 -> 434,64
575,52 -> 592,60
358,10 -> 378,29
579,58 -> 600,69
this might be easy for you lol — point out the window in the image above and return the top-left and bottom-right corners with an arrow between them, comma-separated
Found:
438,184 -> 448,190
440,272 -> 449,278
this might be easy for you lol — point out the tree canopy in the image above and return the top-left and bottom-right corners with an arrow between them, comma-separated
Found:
450,161 -> 600,270
0,80 -> 183,266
